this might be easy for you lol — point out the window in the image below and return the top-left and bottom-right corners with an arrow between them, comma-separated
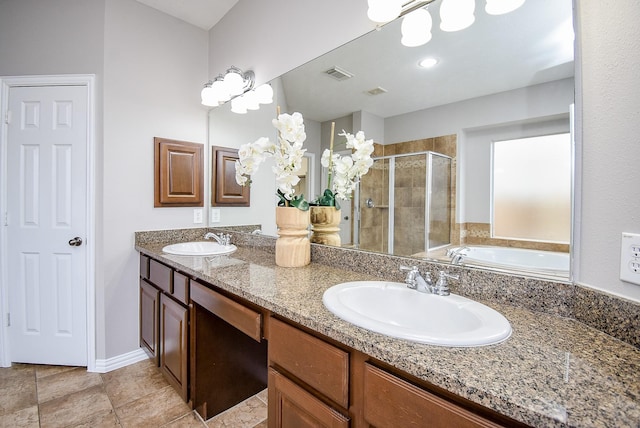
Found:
492,134 -> 571,243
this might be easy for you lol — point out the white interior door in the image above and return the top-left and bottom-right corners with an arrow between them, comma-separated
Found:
6,85 -> 88,366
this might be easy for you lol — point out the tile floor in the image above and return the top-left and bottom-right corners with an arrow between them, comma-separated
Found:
0,358 -> 268,428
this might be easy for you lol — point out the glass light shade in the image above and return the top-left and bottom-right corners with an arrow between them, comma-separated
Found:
485,0 -> 525,15
440,0 -> 475,32
211,79 -> 230,103
401,8 -> 432,47
224,70 -> 245,96
255,84 -> 274,104
367,0 -> 402,23
230,96 -> 247,114
201,85 -> 218,107
243,90 -> 260,110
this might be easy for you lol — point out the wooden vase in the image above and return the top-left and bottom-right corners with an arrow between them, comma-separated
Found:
275,206 -> 311,267
310,206 -> 342,246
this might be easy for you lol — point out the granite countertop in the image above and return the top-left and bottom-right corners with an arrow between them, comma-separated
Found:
136,242 -> 640,428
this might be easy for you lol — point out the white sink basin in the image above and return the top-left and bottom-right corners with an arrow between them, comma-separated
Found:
322,281 -> 511,347
162,241 -> 237,256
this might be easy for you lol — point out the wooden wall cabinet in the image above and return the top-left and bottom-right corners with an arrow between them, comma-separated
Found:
154,137 -> 204,207
211,146 -> 250,207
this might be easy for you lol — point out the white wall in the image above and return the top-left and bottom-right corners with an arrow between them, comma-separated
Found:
576,0 -> 640,300
102,0 -> 208,358
211,0 -> 640,301
1,0 -> 209,362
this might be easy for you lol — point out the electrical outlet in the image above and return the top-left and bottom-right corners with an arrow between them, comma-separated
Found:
620,232 -> 640,285
193,208 -> 203,224
211,208 -> 221,223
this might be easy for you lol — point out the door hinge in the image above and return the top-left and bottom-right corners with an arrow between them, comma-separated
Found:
6,313 -> 10,327
5,110 -> 11,125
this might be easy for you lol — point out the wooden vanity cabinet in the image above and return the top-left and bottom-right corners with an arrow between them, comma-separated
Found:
160,293 -> 189,400
190,280 -> 268,420
268,317 -> 351,428
362,363 -> 501,428
139,254 -> 190,402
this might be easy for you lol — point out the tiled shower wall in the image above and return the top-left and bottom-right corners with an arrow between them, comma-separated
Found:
359,135 -> 457,256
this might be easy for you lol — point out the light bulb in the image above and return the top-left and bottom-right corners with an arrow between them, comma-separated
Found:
367,0 -> 402,23
231,96 -> 247,114
255,84 -> 274,104
212,78 -> 230,103
224,69 -> 245,96
485,0 -> 525,15
419,57 -> 438,68
201,85 -> 218,107
440,0 -> 475,32
401,8 -> 432,47
244,90 -> 260,110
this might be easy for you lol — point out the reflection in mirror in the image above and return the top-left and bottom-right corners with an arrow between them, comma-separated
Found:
208,0 -> 575,280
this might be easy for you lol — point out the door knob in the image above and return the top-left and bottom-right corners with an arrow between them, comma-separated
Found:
68,237 -> 83,247
343,216 -> 349,220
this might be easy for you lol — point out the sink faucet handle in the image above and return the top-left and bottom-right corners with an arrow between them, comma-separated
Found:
435,271 -> 458,296
399,265 -> 419,289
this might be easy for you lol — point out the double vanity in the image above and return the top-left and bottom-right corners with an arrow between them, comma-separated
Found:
135,228 -> 640,427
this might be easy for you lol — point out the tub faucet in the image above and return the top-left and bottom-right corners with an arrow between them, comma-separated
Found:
399,266 -> 433,294
204,232 -> 231,246
447,246 -> 469,265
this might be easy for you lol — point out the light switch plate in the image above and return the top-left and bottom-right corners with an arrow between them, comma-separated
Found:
211,208 -> 221,223
620,232 -> 640,285
193,208 -> 203,224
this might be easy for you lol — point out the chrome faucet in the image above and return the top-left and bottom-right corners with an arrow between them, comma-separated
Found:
399,266 -> 433,294
446,246 -> 469,265
204,232 -> 231,246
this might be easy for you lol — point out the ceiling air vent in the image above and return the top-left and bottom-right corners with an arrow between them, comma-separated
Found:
324,66 -> 354,81
366,86 -> 388,96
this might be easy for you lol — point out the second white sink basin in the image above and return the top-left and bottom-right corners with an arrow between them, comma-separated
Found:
322,281 -> 511,347
162,241 -> 237,256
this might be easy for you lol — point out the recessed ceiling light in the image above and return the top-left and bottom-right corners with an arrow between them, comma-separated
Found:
419,57 -> 438,68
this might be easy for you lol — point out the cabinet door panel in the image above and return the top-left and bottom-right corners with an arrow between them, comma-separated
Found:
149,259 -> 172,293
160,294 -> 188,401
269,318 -> 349,409
140,279 -> 159,365
269,368 -> 349,428
363,363 -> 501,428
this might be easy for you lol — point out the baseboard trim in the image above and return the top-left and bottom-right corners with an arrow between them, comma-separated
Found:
92,348 -> 150,373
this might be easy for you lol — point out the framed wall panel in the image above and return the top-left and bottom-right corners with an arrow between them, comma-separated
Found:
154,137 -> 204,207
212,146 -> 250,207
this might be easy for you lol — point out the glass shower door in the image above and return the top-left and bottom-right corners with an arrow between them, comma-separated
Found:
427,152 -> 452,250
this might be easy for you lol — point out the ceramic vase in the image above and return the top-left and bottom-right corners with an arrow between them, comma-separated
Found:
275,206 -> 311,267
310,206 -> 342,246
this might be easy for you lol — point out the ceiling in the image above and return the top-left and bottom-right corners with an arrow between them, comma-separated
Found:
135,0 -> 239,30
280,0 -> 575,122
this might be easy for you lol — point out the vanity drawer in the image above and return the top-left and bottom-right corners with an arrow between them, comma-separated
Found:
269,317 -> 349,409
139,254 -> 150,279
190,280 -> 262,342
149,259 -> 172,294
363,363 -> 500,428
172,271 -> 189,305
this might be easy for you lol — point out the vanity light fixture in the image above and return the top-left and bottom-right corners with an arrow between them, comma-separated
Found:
201,66 -> 274,113
374,0 -> 526,48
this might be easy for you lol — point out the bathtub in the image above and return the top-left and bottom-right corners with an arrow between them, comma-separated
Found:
450,246 -> 570,275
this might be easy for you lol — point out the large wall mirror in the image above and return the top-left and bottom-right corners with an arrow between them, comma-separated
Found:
208,0 -> 575,281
